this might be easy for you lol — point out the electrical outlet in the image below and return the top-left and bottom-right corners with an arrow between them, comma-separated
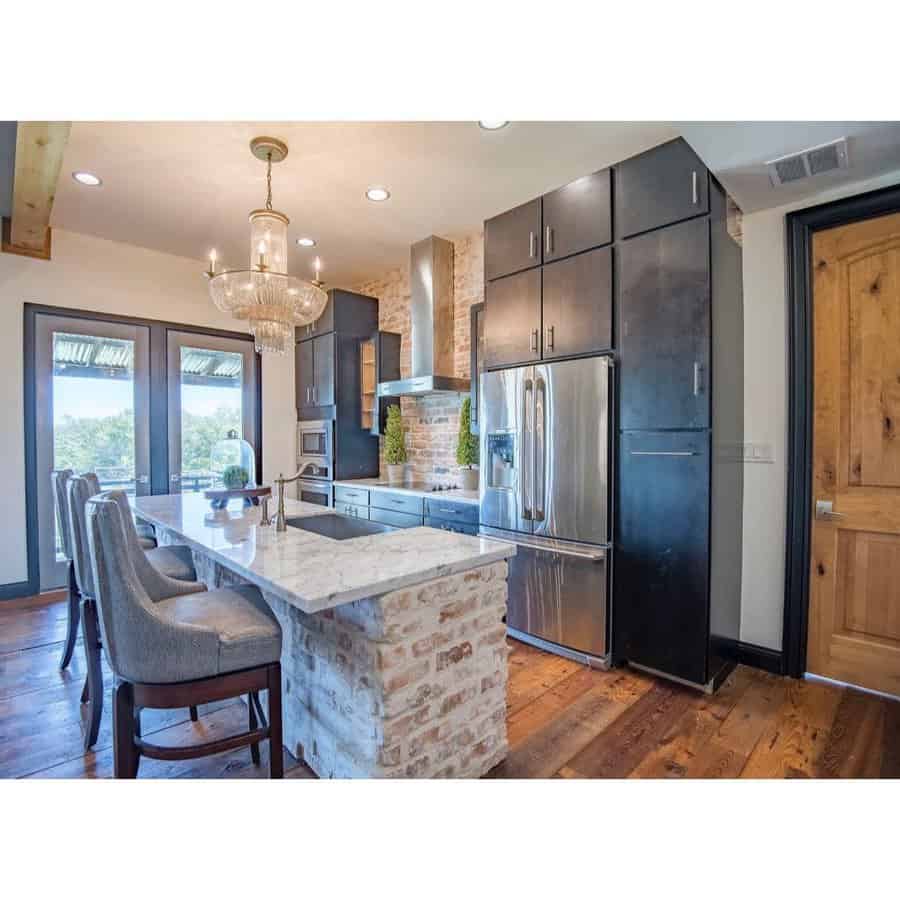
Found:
743,442 -> 774,463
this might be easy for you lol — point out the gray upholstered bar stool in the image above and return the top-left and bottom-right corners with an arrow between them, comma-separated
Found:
52,469 -> 81,671
68,477 -> 208,750
86,496 -> 284,778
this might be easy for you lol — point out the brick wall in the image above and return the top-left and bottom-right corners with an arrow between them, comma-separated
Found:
353,231 -> 483,483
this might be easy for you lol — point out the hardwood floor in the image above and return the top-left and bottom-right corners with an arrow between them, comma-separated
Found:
1,595 -> 897,778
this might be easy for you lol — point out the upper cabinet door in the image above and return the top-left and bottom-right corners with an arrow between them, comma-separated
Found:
484,268 -> 542,369
615,139 -> 709,239
296,339 -> 315,411
484,198 -> 542,281
313,333 -> 335,407
618,217 -> 711,430
541,246 -> 612,360
297,292 -> 335,341
542,169 -> 612,263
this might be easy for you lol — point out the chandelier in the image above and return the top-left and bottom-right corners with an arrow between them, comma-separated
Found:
205,137 -> 327,354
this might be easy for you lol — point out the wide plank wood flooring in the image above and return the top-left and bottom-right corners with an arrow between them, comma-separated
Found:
1,594 -> 897,778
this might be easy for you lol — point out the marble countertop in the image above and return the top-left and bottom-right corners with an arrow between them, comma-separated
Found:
332,478 -> 480,506
132,493 -> 512,614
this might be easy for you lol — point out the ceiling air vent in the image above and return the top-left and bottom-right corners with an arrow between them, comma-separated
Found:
767,137 -> 849,186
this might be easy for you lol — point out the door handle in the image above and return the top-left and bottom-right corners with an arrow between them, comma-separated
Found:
545,225 -> 554,255
693,362 -> 703,396
692,170 -> 699,205
530,329 -> 538,353
522,377 -> 533,521
533,375 -> 546,523
529,231 -> 537,259
815,499 -> 846,520
630,450 -> 698,457
546,325 -> 554,351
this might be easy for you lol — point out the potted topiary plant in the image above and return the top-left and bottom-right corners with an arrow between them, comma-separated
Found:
222,464 -> 250,490
384,404 -> 407,485
456,397 -> 479,491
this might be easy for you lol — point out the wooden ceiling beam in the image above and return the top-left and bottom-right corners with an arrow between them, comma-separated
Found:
1,121 -> 71,261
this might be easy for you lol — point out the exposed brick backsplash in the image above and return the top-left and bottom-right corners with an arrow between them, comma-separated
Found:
353,232 -> 483,483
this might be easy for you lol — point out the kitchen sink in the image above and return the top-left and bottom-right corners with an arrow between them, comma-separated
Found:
284,513 -> 394,541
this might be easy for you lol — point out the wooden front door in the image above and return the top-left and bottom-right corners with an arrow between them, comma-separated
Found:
810,211 -> 900,697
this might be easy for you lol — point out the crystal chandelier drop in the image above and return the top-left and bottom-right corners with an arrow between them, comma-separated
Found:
206,137 -> 328,354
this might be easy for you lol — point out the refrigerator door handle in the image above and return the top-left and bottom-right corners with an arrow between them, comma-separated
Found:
522,377 -> 533,521
534,373 -> 546,522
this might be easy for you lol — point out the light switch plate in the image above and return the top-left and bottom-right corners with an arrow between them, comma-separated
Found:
743,441 -> 774,463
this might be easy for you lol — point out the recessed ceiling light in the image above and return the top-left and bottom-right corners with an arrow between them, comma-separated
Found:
72,171 -> 102,186
296,237 -> 316,247
366,186 -> 391,202
478,120 -> 509,131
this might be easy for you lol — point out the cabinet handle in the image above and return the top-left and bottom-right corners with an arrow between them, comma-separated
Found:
529,231 -> 537,259
545,225 -> 554,255
693,361 -> 703,396
306,387 -> 311,404
313,385 -> 318,403
546,325 -> 554,351
530,329 -> 538,352
692,171 -> 699,205
630,450 -> 698,457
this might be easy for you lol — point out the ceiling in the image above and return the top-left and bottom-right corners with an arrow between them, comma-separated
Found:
6,121 -> 900,286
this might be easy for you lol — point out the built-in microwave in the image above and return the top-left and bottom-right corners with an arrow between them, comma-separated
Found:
297,420 -> 333,480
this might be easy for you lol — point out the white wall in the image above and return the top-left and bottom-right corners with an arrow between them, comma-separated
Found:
0,228 -> 296,587
740,168 -> 900,649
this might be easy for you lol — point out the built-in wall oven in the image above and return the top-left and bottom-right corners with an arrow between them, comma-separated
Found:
297,420 -> 334,507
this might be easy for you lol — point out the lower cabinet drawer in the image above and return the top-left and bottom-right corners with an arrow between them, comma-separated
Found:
423,498 -> 479,525
424,516 -> 478,536
369,507 -> 423,529
370,490 -> 425,517
334,485 -> 370,505
335,502 -> 369,519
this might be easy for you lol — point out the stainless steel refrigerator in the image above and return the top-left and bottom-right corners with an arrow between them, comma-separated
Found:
479,356 -> 612,664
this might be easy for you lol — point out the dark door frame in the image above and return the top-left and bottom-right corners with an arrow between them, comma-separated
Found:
15,303 -> 263,601
783,181 -> 900,677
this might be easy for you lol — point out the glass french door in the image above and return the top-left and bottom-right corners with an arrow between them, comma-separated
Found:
34,314 -> 151,590
166,331 -> 259,494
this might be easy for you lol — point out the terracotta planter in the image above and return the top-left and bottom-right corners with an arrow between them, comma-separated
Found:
460,467 -> 479,491
386,464 -> 406,485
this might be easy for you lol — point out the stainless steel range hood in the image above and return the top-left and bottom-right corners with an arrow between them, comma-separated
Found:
376,235 -> 470,398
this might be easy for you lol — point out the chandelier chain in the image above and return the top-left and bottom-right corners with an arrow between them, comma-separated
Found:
265,152 -> 273,211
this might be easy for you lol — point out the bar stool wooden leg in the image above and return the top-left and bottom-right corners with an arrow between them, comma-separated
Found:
59,561 -> 81,670
267,663 -> 283,779
81,597 -> 104,750
113,681 -> 140,778
248,692 -> 261,766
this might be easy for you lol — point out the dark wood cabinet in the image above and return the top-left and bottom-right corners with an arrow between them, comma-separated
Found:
484,198 -> 542,281
615,431 -> 711,685
296,334 -> 334,412
542,246 -> 612,360
484,268 -> 542,369
542,169 -> 612,262
616,138 -> 709,239
312,334 -> 334,407
618,217 -> 710,430
295,339 -> 315,412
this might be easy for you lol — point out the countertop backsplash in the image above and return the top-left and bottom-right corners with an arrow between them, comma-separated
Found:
353,230 -> 483,484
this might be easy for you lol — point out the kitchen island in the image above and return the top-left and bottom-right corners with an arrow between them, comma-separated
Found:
132,493 -> 514,778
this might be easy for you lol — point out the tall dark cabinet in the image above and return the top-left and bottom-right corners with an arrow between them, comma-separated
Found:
295,289 -> 400,481
614,139 -> 743,690
481,136 -> 743,691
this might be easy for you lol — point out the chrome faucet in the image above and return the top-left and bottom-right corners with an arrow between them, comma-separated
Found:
273,470 -> 304,532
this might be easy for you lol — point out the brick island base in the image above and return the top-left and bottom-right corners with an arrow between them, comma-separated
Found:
158,528 -> 510,778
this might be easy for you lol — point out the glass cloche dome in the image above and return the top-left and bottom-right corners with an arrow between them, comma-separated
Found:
209,430 -> 257,490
